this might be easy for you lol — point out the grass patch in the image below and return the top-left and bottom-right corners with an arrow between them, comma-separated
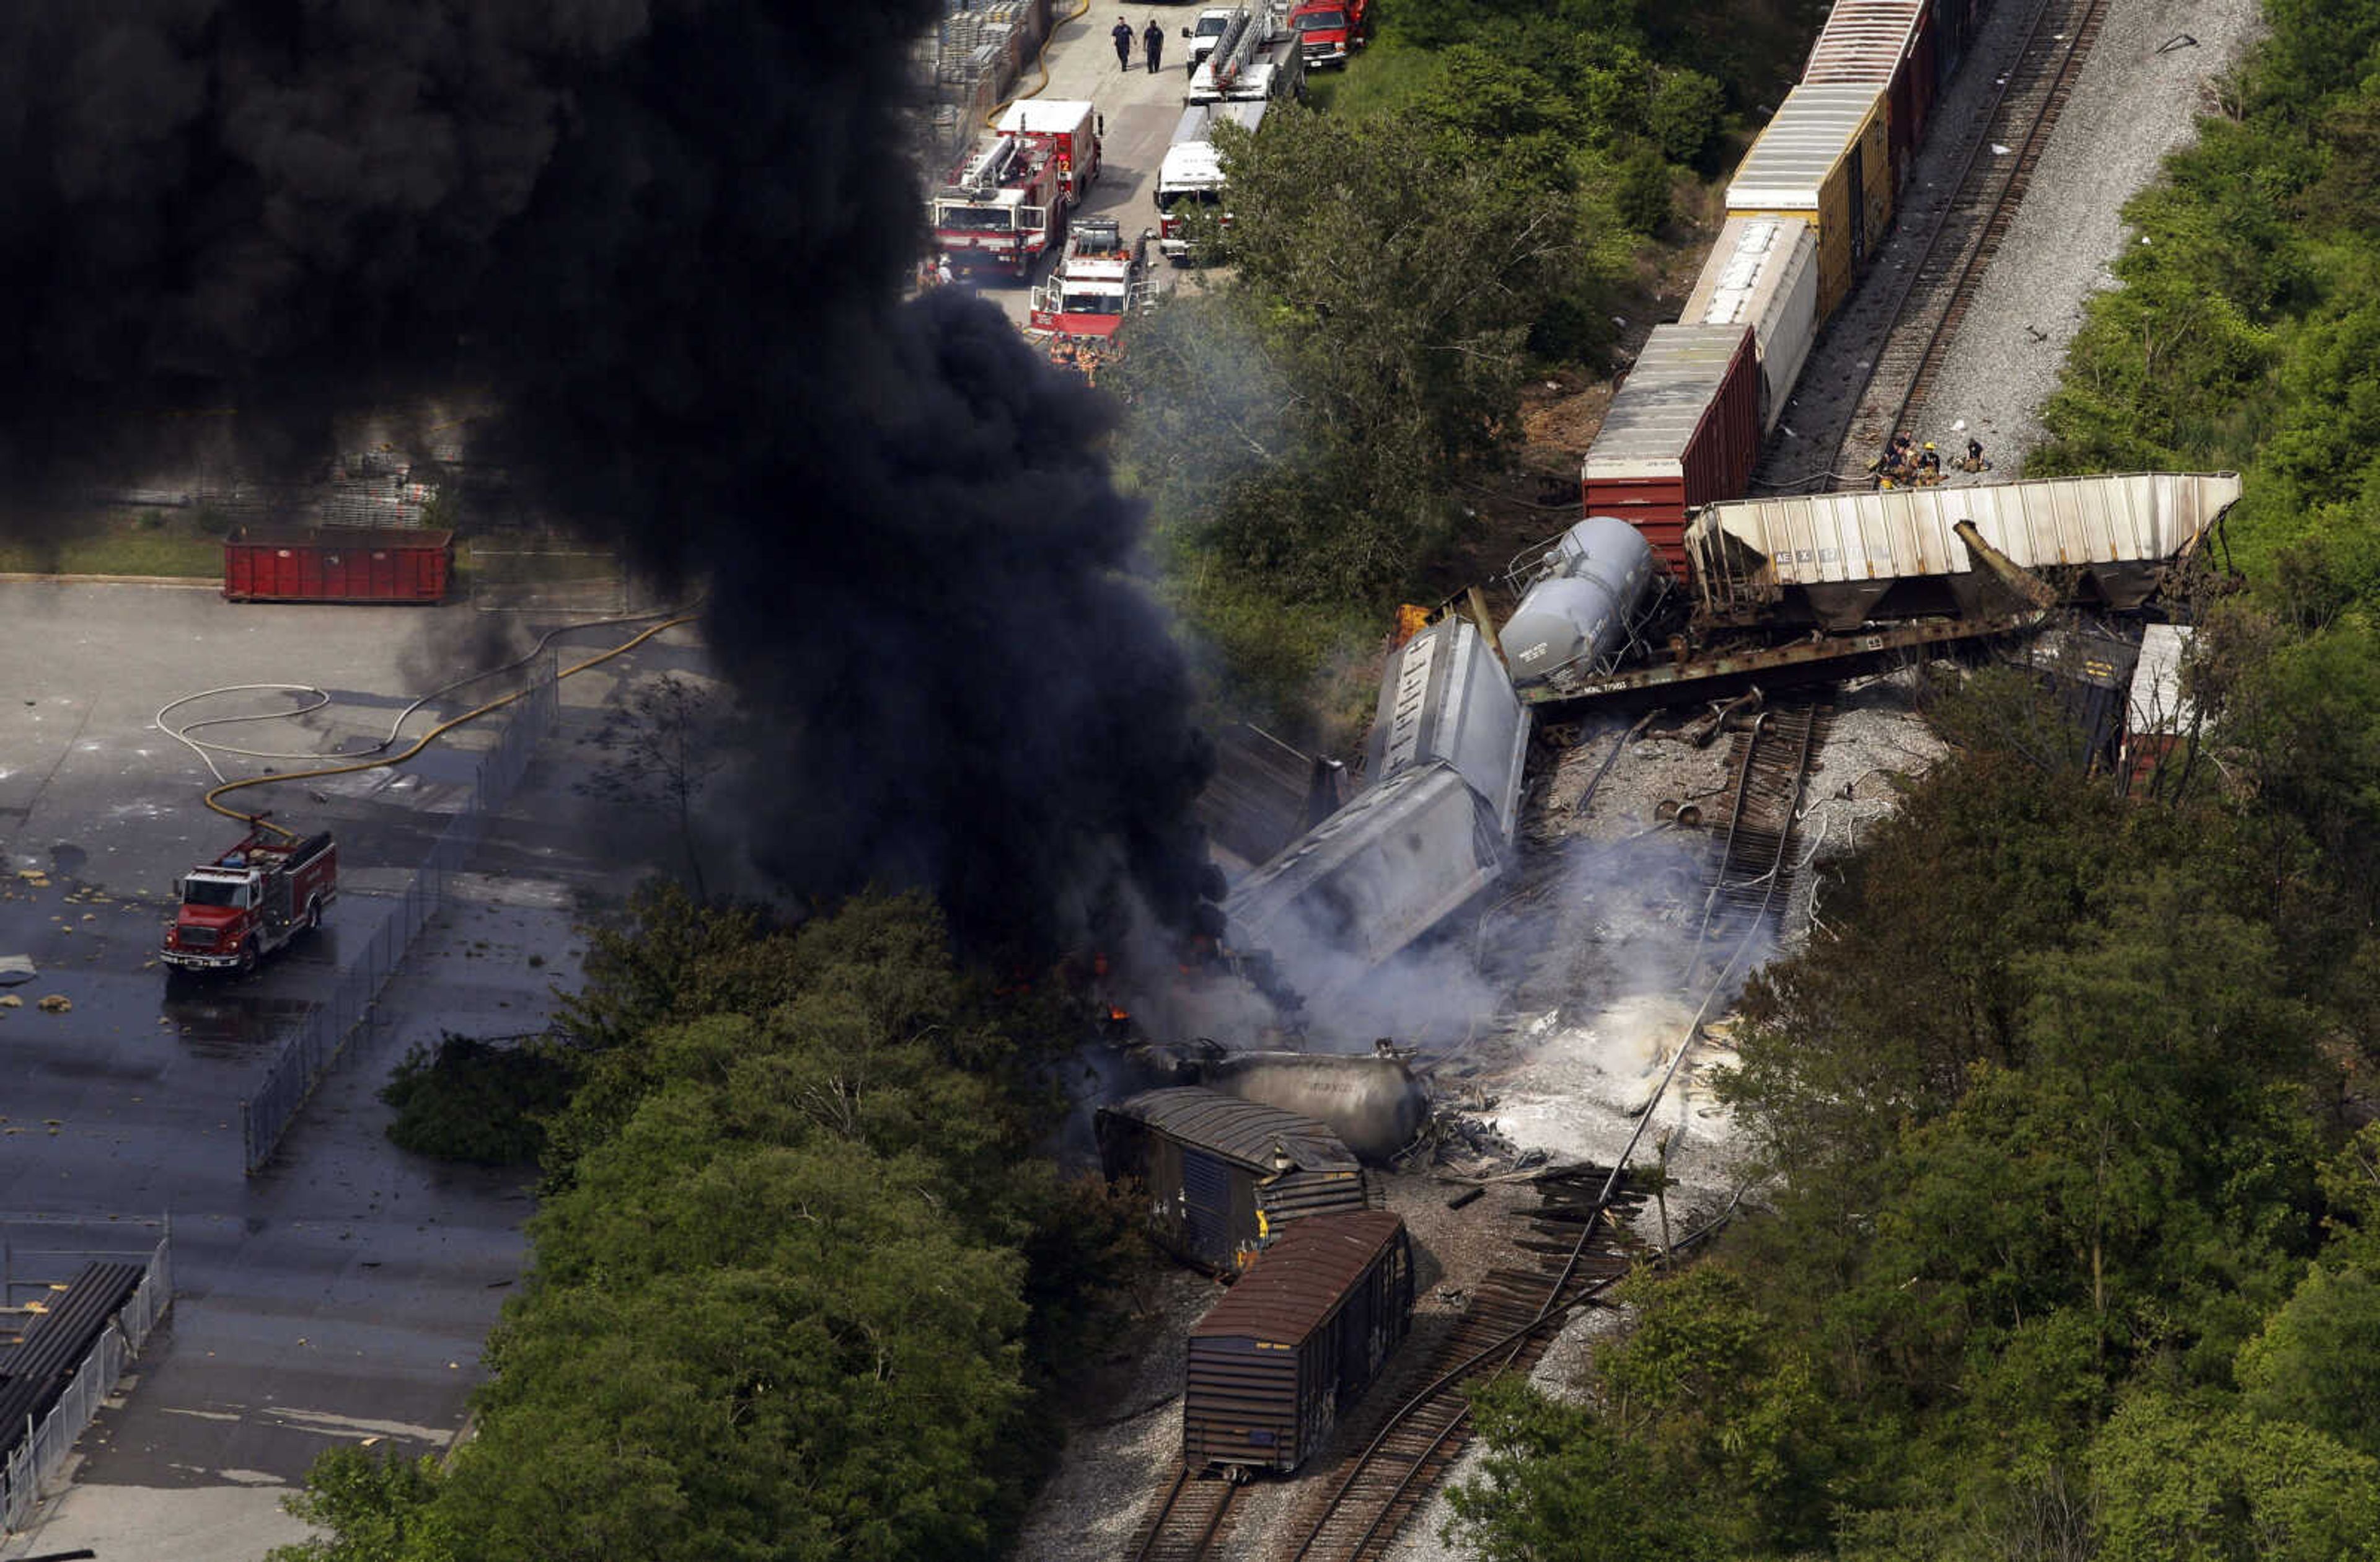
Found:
0,510 -> 224,577
380,1033 -> 580,1166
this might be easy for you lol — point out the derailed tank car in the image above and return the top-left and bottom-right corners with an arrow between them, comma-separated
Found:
1098,1086 -> 1378,1274
1184,1209 -> 1414,1475
1222,615 -> 1529,1000
1499,514 -> 1664,691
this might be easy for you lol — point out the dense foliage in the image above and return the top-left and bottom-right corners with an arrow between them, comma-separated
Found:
1113,0 -> 1823,726
276,886 -> 1139,1562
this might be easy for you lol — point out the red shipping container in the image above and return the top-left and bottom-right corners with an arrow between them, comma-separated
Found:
1581,324 -> 1760,584
222,527 -> 455,604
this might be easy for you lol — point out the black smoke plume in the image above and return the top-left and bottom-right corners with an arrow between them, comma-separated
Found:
0,1 -> 1214,955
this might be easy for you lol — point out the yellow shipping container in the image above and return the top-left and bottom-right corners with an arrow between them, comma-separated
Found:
1724,84 -> 1892,320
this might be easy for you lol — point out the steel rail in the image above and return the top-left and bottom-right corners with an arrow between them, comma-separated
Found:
1128,1460 -> 1236,1562
1825,0 -> 2110,487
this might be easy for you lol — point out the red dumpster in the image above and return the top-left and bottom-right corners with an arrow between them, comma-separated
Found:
222,527 -> 455,604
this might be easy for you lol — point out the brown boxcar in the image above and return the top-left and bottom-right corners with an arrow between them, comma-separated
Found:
1097,1086 -> 1378,1274
222,527 -> 455,604
1184,1209 -> 1413,1475
1581,324 -> 1761,582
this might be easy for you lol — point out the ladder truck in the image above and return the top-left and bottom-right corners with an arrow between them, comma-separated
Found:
1186,4 -> 1305,105
927,100 -> 1102,280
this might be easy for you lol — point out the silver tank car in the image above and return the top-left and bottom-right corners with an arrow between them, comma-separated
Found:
1198,1051 -> 1431,1163
1500,515 -> 1660,687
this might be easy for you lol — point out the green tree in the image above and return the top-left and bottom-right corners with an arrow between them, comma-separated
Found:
271,1447 -> 460,1562
2091,1392 -> 2380,1561
2237,1262 -> 2380,1458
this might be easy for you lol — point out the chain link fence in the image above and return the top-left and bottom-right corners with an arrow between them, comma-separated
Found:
239,660 -> 561,1174
0,1223 -> 170,1535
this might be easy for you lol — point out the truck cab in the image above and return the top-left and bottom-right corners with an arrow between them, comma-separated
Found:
1183,8 -> 1236,72
1289,0 -> 1367,67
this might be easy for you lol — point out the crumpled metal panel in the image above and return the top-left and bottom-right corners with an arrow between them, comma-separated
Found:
1108,1085 -> 1361,1175
1222,760 -> 1505,975
1691,472 -> 2244,588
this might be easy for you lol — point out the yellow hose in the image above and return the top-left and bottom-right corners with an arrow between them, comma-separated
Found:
205,613 -> 699,836
987,0 -> 1092,121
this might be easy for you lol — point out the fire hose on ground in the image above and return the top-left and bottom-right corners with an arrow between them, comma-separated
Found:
157,604 -> 702,840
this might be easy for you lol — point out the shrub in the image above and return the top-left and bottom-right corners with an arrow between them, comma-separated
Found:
379,1033 -> 578,1165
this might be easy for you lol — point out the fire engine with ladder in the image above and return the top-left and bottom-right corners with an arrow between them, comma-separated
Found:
928,100 -> 1101,280
1027,216 -> 1158,355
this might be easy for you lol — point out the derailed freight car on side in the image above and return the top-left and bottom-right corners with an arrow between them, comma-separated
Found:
1184,1209 -> 1414,1476
1098,1086 -> 1378,1274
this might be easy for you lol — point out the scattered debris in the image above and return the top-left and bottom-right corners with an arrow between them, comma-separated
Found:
37,994 -> 72,1013
0,955 -> 33,988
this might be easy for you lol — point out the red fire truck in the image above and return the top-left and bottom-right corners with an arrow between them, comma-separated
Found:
1028,217 -> 1155,343
928,100 -> 1102,280
161,825 -> 338,976
1289,0 -> 1368,68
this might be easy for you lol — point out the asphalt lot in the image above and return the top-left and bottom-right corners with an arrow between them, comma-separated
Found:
966,2 -> 1230,327
0,580 -> 693,1559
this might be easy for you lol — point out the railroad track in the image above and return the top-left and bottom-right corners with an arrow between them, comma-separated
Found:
1781,0 -> 2110,492
1690,699 -> 1833,977
1127,1463 -> 1240,1562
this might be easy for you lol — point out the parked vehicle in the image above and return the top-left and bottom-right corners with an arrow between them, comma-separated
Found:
1182,6 -> 1236,72
1187,5 -> 1304,105
1287,0 -> 1367,67
927,99 -> 1100,280
1155,99 -> 1267,261
161,825 -> 337,975
1027,216 -> 1155,342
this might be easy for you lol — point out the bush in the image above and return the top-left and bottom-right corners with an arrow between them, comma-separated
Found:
1617,143 -> 1673,233
379,1034 -> 578,1165
1647,67 -> 1726,167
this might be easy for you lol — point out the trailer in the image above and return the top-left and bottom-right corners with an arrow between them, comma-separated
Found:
222,527 -> 454,604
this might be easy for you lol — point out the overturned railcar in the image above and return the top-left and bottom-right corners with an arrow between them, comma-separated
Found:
1184,1209 -> 1414,1475
1688,472 -> 2246,630
1097,1086 -> 1378,1274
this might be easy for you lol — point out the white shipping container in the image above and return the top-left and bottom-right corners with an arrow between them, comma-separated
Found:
1681,216 -> 1820,433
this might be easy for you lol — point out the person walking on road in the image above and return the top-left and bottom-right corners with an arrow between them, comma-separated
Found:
1112,17 -> 1133,69
1144,20 -> 1164,71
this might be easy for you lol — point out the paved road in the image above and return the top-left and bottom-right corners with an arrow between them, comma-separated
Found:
0,582 -> 689,1558
961,2 -> 1221,328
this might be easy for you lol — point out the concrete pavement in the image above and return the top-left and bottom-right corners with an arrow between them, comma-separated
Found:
0,581 -> 690,1558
